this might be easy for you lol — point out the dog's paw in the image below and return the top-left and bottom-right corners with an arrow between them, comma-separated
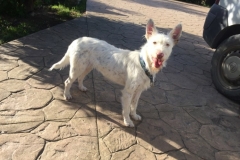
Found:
131,114 -> 142,121
64,93 -> 72,100
124,119 -> 135,127
79,86 -> 88,92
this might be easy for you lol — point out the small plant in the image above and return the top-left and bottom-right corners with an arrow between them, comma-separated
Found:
0,0 -> 26,16
0,0 -> 87,44
51,4 -> 81,18
0,17 -> 36,44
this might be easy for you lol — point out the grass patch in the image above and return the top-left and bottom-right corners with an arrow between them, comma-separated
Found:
0,0 -> 87,44
0,18 -> 37,44
51,4 -> 81,18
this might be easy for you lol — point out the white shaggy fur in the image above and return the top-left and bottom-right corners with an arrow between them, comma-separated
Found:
49,19 -> 182,127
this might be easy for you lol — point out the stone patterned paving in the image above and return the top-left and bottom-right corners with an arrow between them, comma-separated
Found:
0,0 -> 240,159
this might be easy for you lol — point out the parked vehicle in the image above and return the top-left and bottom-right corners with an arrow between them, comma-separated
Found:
203,0 -> 240,101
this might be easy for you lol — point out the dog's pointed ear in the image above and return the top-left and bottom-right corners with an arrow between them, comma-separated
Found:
169,24 -> 182,45
145,19 -> 158,40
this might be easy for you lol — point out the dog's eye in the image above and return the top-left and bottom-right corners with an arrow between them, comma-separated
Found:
166,43 -> 170,47
153,42 -> 157,45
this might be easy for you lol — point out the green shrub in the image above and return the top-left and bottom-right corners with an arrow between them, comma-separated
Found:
0,0 -> 26,16
0,0 -> 86,17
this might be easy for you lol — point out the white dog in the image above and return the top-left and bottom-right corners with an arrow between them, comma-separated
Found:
49,19 -> 182,127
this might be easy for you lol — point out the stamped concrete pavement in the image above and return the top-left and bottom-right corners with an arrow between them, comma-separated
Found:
0,0 -> 240,159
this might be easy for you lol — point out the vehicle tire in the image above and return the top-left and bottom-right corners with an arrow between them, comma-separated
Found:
211,34 -> 240,102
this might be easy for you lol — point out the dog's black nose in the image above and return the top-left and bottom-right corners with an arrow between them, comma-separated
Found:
157,53 -> 164,59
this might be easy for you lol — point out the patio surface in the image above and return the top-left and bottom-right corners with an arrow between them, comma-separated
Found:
0,0 -> 240,159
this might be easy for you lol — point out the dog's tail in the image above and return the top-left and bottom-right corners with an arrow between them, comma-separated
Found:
49,53 -> 70,71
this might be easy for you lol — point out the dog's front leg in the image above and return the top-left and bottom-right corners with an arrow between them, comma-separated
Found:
121,89 -> 134,127
130,90 -> 142,121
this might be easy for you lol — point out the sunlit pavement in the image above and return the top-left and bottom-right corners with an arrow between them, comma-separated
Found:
0,0 -> 239,159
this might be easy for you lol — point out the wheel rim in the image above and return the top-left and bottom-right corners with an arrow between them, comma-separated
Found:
220,50 -> 240,89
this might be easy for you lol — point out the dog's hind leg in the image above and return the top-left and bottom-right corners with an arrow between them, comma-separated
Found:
77,66 -> 93,92
130,89 -> 142,121
64,76 -> 79,100
64,60 -> 87,100
121,89 -> 134,127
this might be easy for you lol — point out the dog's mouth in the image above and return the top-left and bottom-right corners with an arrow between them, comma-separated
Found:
152,57 -> 163,68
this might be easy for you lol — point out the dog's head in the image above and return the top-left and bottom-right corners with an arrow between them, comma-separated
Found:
144,19 -> 182,72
